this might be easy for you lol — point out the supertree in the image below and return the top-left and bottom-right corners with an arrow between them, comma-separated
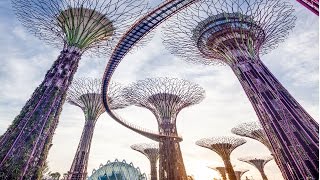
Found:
123,77 -> 205,180
0,0 -> 148,179
231,122 -> 272,152
208,166 -> 227,180
66,78 -> 128,180
209,166 -> 248,180
131,143 -> 159,180
234,169 -> 249,180
238,156 -> 273,180
196,137 -> 246,180
162,0 -> 319,179
231,121 -> 286,174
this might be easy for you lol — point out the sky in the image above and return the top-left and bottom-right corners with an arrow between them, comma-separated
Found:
0,0 -> 318,180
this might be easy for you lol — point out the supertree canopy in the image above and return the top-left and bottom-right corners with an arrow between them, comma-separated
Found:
66,78 -> 128,180
88,159 -> 147,180
131,143 -> 159,180
0,0 -> 147,179
162,0 -> 319,179
124,77 -> 205,180
239,156 -> 273,180
231,121 -> 272,152
196,136 -> 246,180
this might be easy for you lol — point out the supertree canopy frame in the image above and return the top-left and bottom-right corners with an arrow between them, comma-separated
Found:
196,137 -> 246,180
131,143 -> 159,180
231,122 -> 272,152
239,156 -> 273,180
208,166 -> 227,180
123,77 -> 205,180
0,0 -> 147,179
66,78 -> 128,180
162,0 -> 319,179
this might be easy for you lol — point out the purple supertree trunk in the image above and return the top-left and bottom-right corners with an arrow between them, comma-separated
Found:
231,57 -> 319,180
67,119 -> 96,180
0,46 -> 81,180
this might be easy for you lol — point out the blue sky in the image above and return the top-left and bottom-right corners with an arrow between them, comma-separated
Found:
0,0 -> 318,179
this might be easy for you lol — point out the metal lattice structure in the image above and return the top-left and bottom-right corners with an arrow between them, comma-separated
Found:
162,0 -> 319,179
208,166 -> 227,180
239,156 -> 273,180
123,77 -> 205,180
296,0 -> 319,15
66,78 -> 128,180
131,143 -> 159,180
88,159 -> 147,180
196,137 -> 246,180
0,0 -> 147,179
231,122 -> 272,152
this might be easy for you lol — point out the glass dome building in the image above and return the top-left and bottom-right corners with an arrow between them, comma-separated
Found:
88,159 -> 147,180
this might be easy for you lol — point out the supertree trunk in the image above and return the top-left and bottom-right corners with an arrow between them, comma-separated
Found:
0,46 -> 81,180
223,158 -> 236,180
231,57 -> 319,179
259,170 -> 268,180
68,119 -> 96,180
159,137 -> 187,180
150,158 -> 158,180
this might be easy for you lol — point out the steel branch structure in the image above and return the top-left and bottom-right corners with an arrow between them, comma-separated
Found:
196,137 -> 246,180
131,143 -> 159,180
239,156 -> 273,180
66,78 -> 128,180
162,0 -> 319,179
124,77 -> 205,180
231,122 -> 272,152
0,0 -> 147,179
